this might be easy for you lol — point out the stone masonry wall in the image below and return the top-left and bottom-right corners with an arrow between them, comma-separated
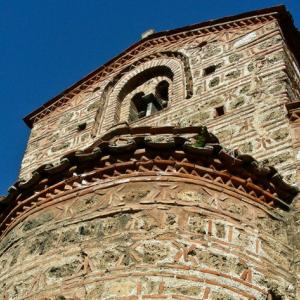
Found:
8,12 -> 300,299
0,176 -> 294,299
19,18 -> 300,190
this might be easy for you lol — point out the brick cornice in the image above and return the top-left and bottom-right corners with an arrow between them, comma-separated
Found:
0,125 -> 297,238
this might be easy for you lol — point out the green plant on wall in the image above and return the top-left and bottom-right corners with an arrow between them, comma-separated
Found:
194,134 -> 206,147
193,126 -> 209,148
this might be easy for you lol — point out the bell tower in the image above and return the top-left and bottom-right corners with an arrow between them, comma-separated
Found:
1,6 -> 300,300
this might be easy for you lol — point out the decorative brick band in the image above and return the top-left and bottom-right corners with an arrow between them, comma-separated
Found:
0,125 -> 297,238
24,7 -> 294,128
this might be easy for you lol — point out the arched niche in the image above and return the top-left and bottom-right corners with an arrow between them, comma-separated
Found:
104,58 -> 186,130
92,53 -> 192,136
125,76 -> 172,122
119,67 -> 172,122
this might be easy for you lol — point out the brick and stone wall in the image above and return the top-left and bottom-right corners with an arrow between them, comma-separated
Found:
0,166 -> 294,299
20,16 -> 300,190
1,6 -> 300,300
0,125 -> 298,299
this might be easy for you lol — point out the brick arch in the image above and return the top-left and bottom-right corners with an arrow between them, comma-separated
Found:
122,75 -> 172,123
118,65 -> 174,101
112,51 -> 193,99
92,52 -> 192,136
112,61 -> 182,125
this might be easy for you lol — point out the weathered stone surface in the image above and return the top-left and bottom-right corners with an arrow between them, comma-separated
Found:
0,178 -> 294,299
23,212 -> 54,232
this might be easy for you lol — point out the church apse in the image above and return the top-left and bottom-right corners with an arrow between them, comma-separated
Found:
1,5 -> 300,300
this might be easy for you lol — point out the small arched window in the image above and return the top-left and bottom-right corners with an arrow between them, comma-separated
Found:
155,80 -> 169,102
129,80 -> 170,122
116,66 -> 173,123
129,92 -> 146,122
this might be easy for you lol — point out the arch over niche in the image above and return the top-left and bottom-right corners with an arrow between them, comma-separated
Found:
118,66 -> 173,122
111,60 -> 181,125
118,65 -> 174,101
92,52 -> 192,136
155,80 -> 170,101
126,77 -> 171,122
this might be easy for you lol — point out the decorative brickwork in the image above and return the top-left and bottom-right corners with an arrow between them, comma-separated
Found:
0,126 -> 298,299
1,5 -> 300,300
19,10 -> 299,188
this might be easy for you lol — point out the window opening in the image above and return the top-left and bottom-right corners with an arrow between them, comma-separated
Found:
129,92 -> 146,121
77,122 -> 87,131
129,81 -> 169,122
203,65 -> 217,76
215,106 -> 225,117
93,87 -> 100,93
198,41 -> 208,48
267,291 -> 282,300
155,80 -> 169,101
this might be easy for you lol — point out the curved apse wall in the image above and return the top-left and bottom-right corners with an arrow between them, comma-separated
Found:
0,126 -> 296,300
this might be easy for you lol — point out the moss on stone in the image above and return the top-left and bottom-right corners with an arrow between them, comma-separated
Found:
270,129 -> 289,142
80,132 -> 90,142
247,62 -> 255,72
269,84 -> 284,94
178,190 -> 209,204
74,194 -> 99,213
122,190 -> 150,202
239,84 -> 250,94
189,111 -> 210,125
216,129 -> 232,141
9,246 -> 20,266
59,111 -> 74,124
87,284 -> 104,298
48,260 -> 80,278
87,100 -> 101,111
225,200 -> 247,215
202,44 -> 222,59
142,242 -> 169,264
225,70 -> 241,80
240,141 -> 253,153
268,152 -> 291,165
169,286 -> 201,296
211,291 -> 234,300
188,214 -> 206,235
0,230 -> 17,252
23,212 -> 54,232
61,228 -> 81,245
209,77 -> 220,88
51,142 -> 70,153
262,109 -> 283,122
98,248 -> 121,269
229,53 -> 243,63
28,231 -> 59,255
258,35 -> 282,50
209,97 -> 223,106
230,96 -> 245,109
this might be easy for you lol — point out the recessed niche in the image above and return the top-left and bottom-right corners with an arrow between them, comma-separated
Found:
215,106 -> 225,117
77,122 -> 87,131
129,80 -> 169,122
267,291 -> 282,300
203,65 -> 217,76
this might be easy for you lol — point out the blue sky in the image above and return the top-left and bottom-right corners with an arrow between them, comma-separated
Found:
0,0 -> 299,195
